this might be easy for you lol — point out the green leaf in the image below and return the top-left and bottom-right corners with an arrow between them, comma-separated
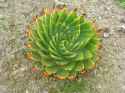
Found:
45,66 -> 58,74
84,60 -> 95,70
75,62 -> 84,72
64,62 -> 76,71
75,52 -> 84,61
56,69 -> 69,78
83,50 -> 93,59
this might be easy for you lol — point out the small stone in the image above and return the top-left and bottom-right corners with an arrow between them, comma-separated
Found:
54,0 -> 66,8
97,84 -> 102,89
98,16 -> 102,20
117,25 -> 125,33
103,32 -> 110,38
43,90 -> 48,93
12,67 -> 26,76
122,85 -> 125,90
26,90 -> 29,93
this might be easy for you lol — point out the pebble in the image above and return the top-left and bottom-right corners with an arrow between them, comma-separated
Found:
54,0 -> 65,7
54,0 -> 79,9
26,90 -> 29,93
11,67 -> 26,76
43,90 -> 48,93
98,16 -> 103,20
103,32 -> 110,38
97,84 -> 102,89
117,25 -> 125,33
122,85 -> 125,90
99,27 -> 110,38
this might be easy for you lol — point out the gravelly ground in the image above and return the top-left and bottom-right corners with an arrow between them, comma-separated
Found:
0,0 -> 125,93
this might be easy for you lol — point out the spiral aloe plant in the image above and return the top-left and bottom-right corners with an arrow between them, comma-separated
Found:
25,8 -> 100,80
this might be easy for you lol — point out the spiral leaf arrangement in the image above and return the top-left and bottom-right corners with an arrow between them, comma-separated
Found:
25,8 -> 100,80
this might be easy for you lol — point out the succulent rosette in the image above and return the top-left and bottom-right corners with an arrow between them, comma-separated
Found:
25,8 -> 100,80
